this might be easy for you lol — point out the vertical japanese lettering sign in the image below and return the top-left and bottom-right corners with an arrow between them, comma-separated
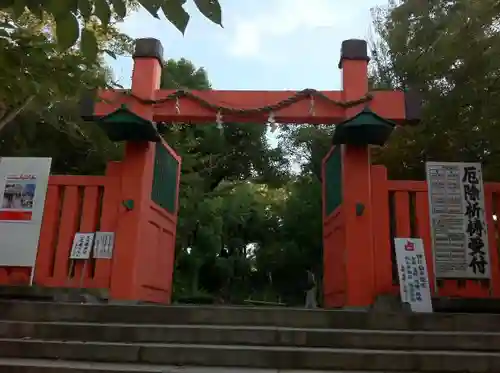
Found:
69,233 -> 94,260
462,164 -> 490,278
426,162 -> 490,279
394,238 -> 433,313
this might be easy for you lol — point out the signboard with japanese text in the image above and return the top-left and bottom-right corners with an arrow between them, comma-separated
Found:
0,158 -> 51,280
426,162 -> 490,279
93,232 -> 114,259
394,238 -> 433,313
70,233 -> 95,260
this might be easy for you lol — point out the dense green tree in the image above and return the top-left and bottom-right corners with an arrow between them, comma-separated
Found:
251,174 -> 323,306
370,0 -> 500,180
0,9 -> 127,173
158,59 -> 291,300
0,8 -> 133,134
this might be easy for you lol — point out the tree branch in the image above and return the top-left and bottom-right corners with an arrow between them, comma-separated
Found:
0,95 -> 35,132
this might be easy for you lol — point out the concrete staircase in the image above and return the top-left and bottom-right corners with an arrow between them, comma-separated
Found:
0,301 -> 499,372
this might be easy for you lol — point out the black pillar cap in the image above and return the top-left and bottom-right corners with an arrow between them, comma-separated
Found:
404,89 -> 422,125
133,38 -> 164,67
80,89 -> 97,121
338,39 -> 370,69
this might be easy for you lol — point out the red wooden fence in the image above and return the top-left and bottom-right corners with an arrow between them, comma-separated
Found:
0,163 -> 121,289
371,165 -> 500,299
0,138 -> 180,304
324,164 -> 500,308
323,206 -> 346,307
33,162 -> 121,289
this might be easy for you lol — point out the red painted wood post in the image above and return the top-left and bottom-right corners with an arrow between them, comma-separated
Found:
339,39 -> 376,307
371,165 -> 393,295
109,38 -> 163,301
94,162 -> 122,289
33,184 -> 61,285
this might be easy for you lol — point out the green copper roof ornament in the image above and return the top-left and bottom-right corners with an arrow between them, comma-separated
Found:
96,104 -> 161,142
332,107 -> 396,146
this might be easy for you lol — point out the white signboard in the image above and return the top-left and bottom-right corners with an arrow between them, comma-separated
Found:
93,232 -> 114,259
394,238 -> 433,313
426,162 -> 490,279
70,233 -> 95,260
0,157 -> 51,274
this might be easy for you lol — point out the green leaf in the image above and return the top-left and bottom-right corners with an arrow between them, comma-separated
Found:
138,0 -> 160,19
78,0 -> 93,20
161,0 -> 190,34
11,0 -> 26,19
55,13 -> 80,50
104,49 -> 117,59
94,0 -> 111,28
46,0 -> 78,17
111,0 -> 127,19
26,2 -> 43,19
193,0 -> 222,26
80,28 -> 98,61
68,0 -> 79,13
0,0 -> 15,10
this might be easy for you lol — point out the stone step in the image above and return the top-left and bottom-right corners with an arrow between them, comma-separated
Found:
0,339 -> 498,372
0,358 -> 395,373
2,301 -> 500,331
0,321 -> 499,352
0,286 -> 108,303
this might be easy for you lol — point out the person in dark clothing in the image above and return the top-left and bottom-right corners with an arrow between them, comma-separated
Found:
305,269 -> 317,308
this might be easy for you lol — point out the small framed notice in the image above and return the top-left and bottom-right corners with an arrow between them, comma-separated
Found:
93,232 -> 115,259
394,238 -> 433,313
70,233 -> 95,260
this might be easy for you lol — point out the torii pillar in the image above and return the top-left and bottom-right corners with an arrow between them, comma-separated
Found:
341,40 -> 375,307
323,39 -> 421,308
82,39 -> 181,302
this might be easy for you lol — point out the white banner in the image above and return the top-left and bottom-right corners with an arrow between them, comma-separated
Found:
0,158 -> 51,275
426,162 -> 490,279
394,238 -> 433,313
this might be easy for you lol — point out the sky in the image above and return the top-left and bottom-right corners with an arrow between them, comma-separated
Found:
111,0 -> 387,90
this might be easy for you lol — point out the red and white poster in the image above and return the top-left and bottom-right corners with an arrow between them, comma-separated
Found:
0,174 -> 37,222
0,158 -> 51,279
394,237 -> 433,313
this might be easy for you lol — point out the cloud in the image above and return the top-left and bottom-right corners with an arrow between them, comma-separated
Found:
227,0 -> 351,58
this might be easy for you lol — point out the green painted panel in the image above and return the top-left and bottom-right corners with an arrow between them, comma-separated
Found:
151,143 -> 179,213
325,146 -> 342,216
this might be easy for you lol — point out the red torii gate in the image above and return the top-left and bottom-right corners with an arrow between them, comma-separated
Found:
82,38 -> 420,306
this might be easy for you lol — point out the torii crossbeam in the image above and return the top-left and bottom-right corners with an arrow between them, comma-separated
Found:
81,38 -> 420,127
